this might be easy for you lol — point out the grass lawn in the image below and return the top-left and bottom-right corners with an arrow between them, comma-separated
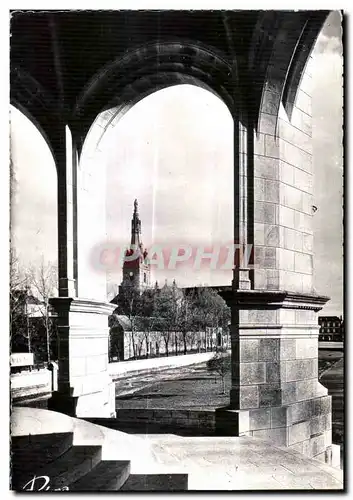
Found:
116,352 -> 342,410
116,364 -> 231,410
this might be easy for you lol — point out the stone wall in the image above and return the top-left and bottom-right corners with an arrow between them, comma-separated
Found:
86,408 -> 216,436
254,56 -> 314,293
11,369 -> 51,399
109,351 -> 220,380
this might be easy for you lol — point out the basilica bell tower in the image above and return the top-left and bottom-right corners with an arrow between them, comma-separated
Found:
119,199 -> 151,294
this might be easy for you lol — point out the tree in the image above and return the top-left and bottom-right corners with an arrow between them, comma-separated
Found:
175,291 -> 196,355
152,281 -> 181,357
10,249 -> 32,353
117,283 -> 142,358
206,351 -> 231,394
27,257 -> 58,363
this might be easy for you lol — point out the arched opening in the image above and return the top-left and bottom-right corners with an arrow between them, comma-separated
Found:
78,84 -> 234,302
10,105 -> 58,363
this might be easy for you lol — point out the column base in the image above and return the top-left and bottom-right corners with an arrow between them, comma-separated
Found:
48,382 -> 116,419
216,393 -> 333,462
49,297 -> 117,419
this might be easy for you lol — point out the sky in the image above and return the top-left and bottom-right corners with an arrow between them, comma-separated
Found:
9,11 -> 343,314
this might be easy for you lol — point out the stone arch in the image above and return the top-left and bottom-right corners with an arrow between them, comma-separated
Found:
10,67 -> 61,161
77,81 -> 234,301
70,40 -> 235,152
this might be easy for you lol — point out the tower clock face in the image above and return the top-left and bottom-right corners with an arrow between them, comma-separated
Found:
129,272 -> 134,278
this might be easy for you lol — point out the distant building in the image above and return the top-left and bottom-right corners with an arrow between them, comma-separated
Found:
318,315 -> 344,342
118,199 -> 151,297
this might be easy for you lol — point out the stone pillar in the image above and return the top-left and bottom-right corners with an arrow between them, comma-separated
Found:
216,290 -> 333,463
48,298 -> 116,418
56,126 -> 77,298
217,48 -> 335,464
48,125 -> 116,418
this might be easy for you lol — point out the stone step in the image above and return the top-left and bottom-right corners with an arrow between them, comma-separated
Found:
15,445 -> 102,491
70,460 -> 131,491
11,431 -> 74,490
121,473 -> 188,491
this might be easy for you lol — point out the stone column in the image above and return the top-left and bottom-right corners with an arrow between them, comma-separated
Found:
48,298 -> 116,418
48,125 -> 116,418
216,290 -> 333,463
216,51 -> 335,464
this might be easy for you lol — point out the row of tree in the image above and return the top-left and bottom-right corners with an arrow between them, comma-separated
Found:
10,250 -> 58,364
112,281 -> 231,358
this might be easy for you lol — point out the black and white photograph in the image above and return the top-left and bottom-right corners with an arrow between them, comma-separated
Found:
7,5 -> 344,492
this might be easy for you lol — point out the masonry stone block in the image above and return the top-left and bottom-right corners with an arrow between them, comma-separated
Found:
313,396 -> 332,417
281,381 -> 297,405
289,400 -> 313,425
249,408 -> 271,431
248,309 -> 278,324
259,384 -> 281,407
252,427 -> 288,446
296,338 -> 317,359
296,310 -> 316,326
238,386 -> 260,409
278,309 -> 296,324
294,167 -> 313,193
264,134 -> 279,158
262,90 -> 281,115
254,155 -> 279,179
253,268 -> 267,289
264,225 -> 280,246
271,406 -> 287,428
301,191 -> 314,215
324,412 -> 332,431
264,247 -> 277,269
302,233 -> 314,253
240,362 -> 266,385
288,421 -> 311,446
278,205 -> 295,228
258,112 -> 278,135
296,379 -> 317,401
258,338 -> 280,361
265,180 -> 280,203
254,201 -> 278,224
310,435 -> 327,457
280,339 -> 297,360
310,415 -> 326,436
280,139 -> 312,174
279,270 -> 304,292
285,359 -> 317,383
254,177 -> 265,201
266,269 -> 280,290
291,106 -> 312,136
254,132 -> 265,155
289,442 -> 304,454
280,227 -> 303,252
254,222 -> 265,245
278,119 -> 312,155
296,89 -> 312,116
277,247 -> 295,271
266,362 -> 281,383
302,274 -> 313,294
280,183 -> 303,211
279,159 -> 295,186
299,71 -> 313,97
240,340 -> 259,362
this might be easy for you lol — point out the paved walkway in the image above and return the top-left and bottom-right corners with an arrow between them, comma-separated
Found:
137,434 -> 343,490
12,407 -> 344,491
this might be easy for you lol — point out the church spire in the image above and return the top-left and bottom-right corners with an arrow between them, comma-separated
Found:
131,198 -> 141,246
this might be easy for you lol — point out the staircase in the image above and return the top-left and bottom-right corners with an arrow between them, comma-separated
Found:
10,408 -> 188,492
